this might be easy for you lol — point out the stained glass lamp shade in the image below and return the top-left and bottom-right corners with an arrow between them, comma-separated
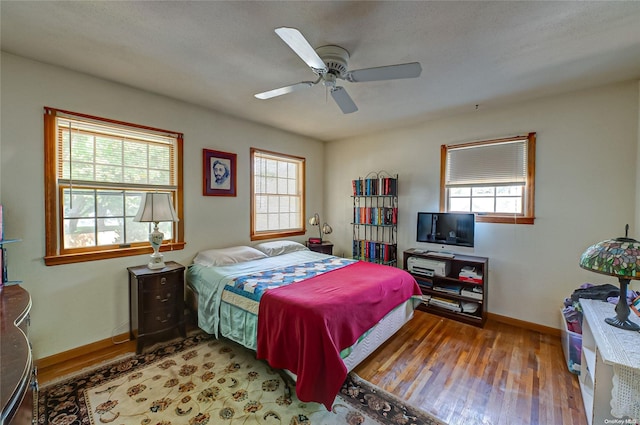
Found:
579,233 -> 640,331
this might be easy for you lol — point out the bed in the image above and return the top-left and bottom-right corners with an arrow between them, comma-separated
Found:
185,241 -> 422,409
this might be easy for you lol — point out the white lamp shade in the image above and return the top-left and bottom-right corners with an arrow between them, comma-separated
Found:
134,193 -> 179,223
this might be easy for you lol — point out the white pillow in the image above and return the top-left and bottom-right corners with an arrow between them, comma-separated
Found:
254,240 -> 308,257
193,246 -> 268,267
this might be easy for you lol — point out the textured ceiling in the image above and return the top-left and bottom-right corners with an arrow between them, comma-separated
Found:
2,1 -> 640,141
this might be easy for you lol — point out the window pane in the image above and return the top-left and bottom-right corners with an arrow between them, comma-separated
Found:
124,167 -> 148,184
255,195 -> 268,213
64,190 -> 95,219
450,187 -> 470,196
64,218 -> 96,248
267,196 -> 279,213
149,144 -> 170,170
277,178 -> 288,194
450,198 -> 471,212
288,179 -> 296,195
266,159 -> 277,177
472,198 -> 494,213
126,217 -> 149,243
149,169 -> 170,185
280,213 -> 290,229
279,196 -> 290,212
124,141 -> 148,168
96,137 -> 122,165
278,161 -> 288,177
472,187 -> 495,196
266,177 -> 277,194
255,214 -> 268,231
496,197 -> 522,213
97,191 -> 124,217
96,165 -> 123,183
497,186 -> 522,196
267,213 -> 279,229
71,134 -> 94,162
97,217 -> 123,245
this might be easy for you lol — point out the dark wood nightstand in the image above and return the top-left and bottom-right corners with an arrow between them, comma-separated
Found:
306,240 -> 333,255
128,261 -> 186,354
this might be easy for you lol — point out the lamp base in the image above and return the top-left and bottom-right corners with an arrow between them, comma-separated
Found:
605,278 -> 640,331
605,316 -> 640,331
148,253 -> 166,270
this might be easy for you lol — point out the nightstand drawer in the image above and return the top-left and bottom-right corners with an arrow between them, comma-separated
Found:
139,270 -> 182,291
142,289 -> 178,313
142,307 -> 177,333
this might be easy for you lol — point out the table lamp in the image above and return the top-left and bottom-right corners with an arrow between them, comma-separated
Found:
579,225 -> 640,331
308,212 -> 332,243
134,193 -> 179,269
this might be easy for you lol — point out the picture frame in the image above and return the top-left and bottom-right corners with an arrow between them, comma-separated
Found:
203,149 -> 237,197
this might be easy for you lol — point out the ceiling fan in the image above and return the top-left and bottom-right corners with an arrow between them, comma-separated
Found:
254,27 -> 422,114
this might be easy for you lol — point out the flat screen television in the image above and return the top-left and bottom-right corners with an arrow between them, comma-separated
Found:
416,212 -> 475,248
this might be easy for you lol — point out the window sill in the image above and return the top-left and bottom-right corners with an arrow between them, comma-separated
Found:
44,242 -> 186,266
250,230 -> 305,241
476,216 -> 535,225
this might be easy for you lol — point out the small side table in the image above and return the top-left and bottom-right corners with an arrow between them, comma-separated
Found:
306,240 -> 333,255
128,261 -> 186,354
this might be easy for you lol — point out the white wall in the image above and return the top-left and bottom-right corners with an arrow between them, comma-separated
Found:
325,81 -> 640,329
0,53 -> 325,359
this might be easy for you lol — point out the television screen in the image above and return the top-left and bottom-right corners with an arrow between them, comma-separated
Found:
417,212 -> 475,247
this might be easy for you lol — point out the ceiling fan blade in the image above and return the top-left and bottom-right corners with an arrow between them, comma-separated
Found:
275,27 -> 328,73
331,87 -> 358,114
254,81 -> 315,100
344,62 -> 422,83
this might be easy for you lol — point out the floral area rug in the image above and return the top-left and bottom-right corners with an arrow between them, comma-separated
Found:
37,332 -> 445,425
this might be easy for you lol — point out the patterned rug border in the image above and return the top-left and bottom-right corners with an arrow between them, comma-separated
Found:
38,331 -> 446,425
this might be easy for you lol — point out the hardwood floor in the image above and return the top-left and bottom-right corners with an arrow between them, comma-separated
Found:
354,311 -> 585,425
38,311 -> 585,425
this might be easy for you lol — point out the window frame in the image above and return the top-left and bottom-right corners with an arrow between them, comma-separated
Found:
44,107 -> 185,266
440,132 -> 536,224
250,147 -> 306,241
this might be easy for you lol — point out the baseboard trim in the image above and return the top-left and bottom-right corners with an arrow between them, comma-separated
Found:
36,332 -> 131,369
488,312 -> 560,337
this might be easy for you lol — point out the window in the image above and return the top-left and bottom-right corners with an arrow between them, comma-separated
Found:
250,148 -> 305,240
44,107 -> 185,265
440,133 -> 536,224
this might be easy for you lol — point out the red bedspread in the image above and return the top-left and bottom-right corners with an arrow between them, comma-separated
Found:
256,260 -> 421,410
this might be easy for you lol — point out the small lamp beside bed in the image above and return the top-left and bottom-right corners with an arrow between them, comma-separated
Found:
134,192 -> 179,269
308,212 -> 332,244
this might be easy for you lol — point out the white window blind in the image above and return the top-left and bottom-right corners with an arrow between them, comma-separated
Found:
57,116 -> 177,190
446,138 -> 528,187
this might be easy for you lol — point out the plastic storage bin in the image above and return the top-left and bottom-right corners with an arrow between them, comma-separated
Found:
560,309 -> 581,375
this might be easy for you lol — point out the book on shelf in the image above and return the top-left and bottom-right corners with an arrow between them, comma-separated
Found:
433,284 -> 462,295
461,288 -> 483,300
352,177 -> 397,196
428,296 -> 462,312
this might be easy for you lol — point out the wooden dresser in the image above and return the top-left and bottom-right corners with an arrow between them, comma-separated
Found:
128,261 -> 186,354
1,285 -> 37,425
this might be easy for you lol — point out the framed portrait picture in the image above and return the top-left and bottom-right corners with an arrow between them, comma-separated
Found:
203,149 -> 237,197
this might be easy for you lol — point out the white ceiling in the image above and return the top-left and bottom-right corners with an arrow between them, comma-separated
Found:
2,1 -> 640,141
